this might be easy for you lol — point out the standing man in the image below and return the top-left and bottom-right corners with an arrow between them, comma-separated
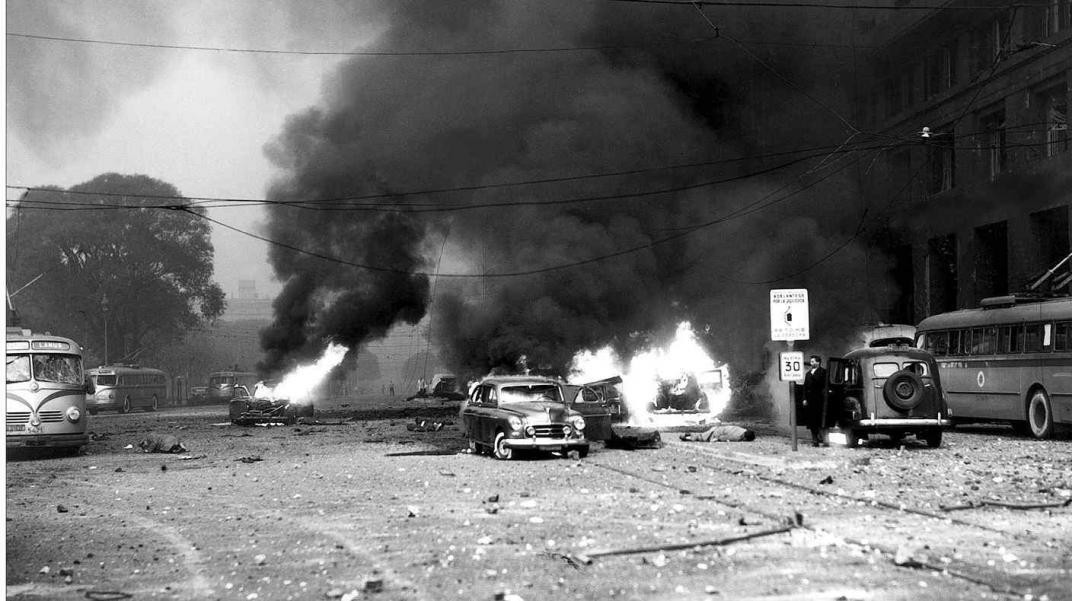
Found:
803,354 -> 829,447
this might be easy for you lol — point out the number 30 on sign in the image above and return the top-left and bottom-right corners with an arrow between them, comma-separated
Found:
779,351 -> 804,382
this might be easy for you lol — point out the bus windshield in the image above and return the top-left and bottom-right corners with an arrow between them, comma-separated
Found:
7,353 -> 82,384
93,374 -> 118,386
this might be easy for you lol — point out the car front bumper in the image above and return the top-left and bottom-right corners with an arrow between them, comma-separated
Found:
502,437 -> 588,452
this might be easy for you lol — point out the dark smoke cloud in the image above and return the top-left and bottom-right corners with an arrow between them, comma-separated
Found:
261,0 -> 888,378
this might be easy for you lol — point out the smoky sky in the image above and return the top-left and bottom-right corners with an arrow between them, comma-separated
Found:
260,0 -> 899,377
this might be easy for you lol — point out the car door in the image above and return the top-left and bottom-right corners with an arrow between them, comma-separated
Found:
461,385 -> 483,440
565,385 -> 613,441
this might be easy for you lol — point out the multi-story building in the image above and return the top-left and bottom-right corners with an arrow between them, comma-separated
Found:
856,0 -> 1071,323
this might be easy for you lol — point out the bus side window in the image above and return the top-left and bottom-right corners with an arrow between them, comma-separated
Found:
998,326 -> 1010,353
1011,325 -> 1025,352
1024,323 -> 1044,353
1056,322 -> 1072,352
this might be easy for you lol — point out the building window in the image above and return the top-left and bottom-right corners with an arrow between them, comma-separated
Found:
980,109 -> 1006,180
1038,83 -> 1069,157
928,234 -> 958,313
926,127 -> 955,195
1045,0 -> 1072,35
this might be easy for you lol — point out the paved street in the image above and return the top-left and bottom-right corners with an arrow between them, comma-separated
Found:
6,398 -> 1071,601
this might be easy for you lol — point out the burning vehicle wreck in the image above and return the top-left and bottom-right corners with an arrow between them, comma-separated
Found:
229,382 -> 315,426
461,375 -> 590,460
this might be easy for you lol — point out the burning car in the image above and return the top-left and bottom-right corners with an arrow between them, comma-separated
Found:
826,342 -> 951,448
460,375 -> 590,460
228,382 -> 315,426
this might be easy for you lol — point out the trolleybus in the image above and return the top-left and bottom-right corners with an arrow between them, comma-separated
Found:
6,327 -> 89,451
85,365 -> 169,414
915,295 -> 1072,439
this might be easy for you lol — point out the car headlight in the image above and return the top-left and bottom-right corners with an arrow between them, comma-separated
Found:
508,416 -> 524,431
104,391 -> 114,399
571,416 -> 585,431
65,407 -> 82,422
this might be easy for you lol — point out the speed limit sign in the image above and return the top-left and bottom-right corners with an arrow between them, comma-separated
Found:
779,351 -> 804,382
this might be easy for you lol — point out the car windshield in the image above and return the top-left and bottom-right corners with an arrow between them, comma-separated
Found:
499,384 -> 562,404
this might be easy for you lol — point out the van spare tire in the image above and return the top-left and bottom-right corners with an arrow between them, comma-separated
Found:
883,369 -> 925,411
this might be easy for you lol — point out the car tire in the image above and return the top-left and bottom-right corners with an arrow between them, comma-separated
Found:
1027,389 -> 1055,440
922,428 -> 943,448
121,397 -> 131,414
882,370 -> 925,411
493,432 -> 513,460
150,395 -> 159,412
576,446 -> 589,459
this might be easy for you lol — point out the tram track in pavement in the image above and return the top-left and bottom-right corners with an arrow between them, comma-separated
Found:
583,440 -> 1070,599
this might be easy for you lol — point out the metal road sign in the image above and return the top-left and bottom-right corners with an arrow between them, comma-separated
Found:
779,351 -> 805,382
770,288 -> 809,341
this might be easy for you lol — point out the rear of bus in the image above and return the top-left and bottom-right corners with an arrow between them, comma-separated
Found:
5,329 -> 89,451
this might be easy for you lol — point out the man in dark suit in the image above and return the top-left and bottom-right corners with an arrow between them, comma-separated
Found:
803,354 -> 829,447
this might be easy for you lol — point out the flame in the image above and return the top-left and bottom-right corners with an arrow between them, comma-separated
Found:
256,342 -> 349,405
569,321 -> 731,425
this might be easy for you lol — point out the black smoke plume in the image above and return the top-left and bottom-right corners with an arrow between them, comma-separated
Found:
261,1 -> 889,377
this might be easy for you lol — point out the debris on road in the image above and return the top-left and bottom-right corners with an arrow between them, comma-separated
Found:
571,525 -> 795,564
405,418 -> 447,432
939,498 -> 1072,512
605,425 -> 661,449
236,455 -> 263,463
137,434 -> 187,454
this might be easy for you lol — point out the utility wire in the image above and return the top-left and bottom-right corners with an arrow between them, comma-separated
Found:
5,31 -> 714,56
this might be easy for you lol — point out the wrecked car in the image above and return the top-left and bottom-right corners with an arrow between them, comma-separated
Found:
827,342 -> 951,448
651,372 -> 709,412
228,384 -> 314,426
461,375 -> 590,459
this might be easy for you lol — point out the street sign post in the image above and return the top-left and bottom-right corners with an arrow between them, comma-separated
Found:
771,289 -> 810,451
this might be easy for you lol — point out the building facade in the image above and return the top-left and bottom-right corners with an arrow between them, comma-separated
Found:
857,0 -> 1071,323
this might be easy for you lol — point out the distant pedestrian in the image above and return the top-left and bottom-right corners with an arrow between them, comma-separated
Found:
417,377 -> 425,393
803,354 -> 831,446
382,383 -> 386,395
389,382 -> 395,397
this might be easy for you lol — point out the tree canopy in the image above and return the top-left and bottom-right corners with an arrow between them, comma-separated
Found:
6,173 -> 225,366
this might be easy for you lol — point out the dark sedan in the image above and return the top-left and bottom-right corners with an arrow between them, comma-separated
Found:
461,376 -> 590,460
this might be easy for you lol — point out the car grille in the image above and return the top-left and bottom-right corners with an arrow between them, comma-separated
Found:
532,424 -> 567,439
6,411 -> 64,424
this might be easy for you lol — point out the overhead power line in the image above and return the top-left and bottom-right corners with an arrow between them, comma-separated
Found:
5,31 -> 715,56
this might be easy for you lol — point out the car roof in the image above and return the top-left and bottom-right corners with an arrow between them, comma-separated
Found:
479,375 -> 563,387
841,345 -> 935,362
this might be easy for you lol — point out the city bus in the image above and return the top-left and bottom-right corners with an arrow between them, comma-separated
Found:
85,365 -> 169,414
6,327 -> 89,451
206,370 -> 259,404
915,295 -> 1072,439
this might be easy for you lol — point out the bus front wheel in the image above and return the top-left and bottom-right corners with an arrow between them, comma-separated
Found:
121,397 -> 131,414
1027,389 -> 1054,440
149,395 -> 159,412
